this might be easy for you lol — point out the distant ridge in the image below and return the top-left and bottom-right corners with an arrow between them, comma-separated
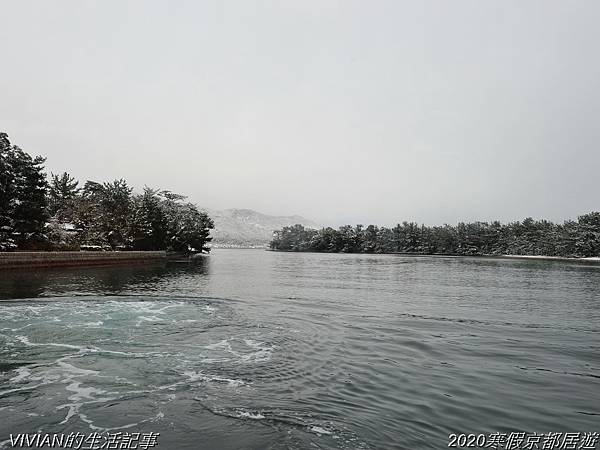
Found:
203,208 -> 320,248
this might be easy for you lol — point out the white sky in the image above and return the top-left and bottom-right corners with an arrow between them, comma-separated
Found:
1,0 -> 599,226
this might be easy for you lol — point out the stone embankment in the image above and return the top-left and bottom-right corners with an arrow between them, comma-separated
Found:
0,251 -> 166,269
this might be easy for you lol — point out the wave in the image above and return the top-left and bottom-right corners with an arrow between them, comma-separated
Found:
194,400 -> 369,448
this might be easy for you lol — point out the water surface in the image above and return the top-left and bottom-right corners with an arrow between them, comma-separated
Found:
1,250 -> 599,449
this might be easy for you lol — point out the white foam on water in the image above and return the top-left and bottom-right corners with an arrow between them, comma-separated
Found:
57,404 -> 78,425
200,357 -> 230,363
92,348 -> 155,358
205,339 -> 233,351
150,303 -> 182,313
310,426 -> 333,435
139,315 -> 164,321
154,371 -> 210,391
78,412 -> 141,432
150,411 -> 164,422
155,380 -> 185,391
181,370 -> 246,387
78,412 -> 108,431
0,299 -> 277,438
65,381 -> 106,401
1,349 -> 117,402
242,339 -> 274,362
10,367 -> 32,383
0,383 -> 48,397
57,362 -> 99,377
209,376 -> 246,387
237,410 -> 265,420
135,315 -> 164,327
182,370 -> 208,382
244,339 -> 264,348
204,338 -> 274,363
57,382 -> 116,426
115,301 -> 182,315
1,323 -> 33,332
4,366 -> 57,391
16,335 -> 89,351
81,407 -> 166,433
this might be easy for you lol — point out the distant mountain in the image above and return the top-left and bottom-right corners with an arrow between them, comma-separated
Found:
203,208 -> 320,248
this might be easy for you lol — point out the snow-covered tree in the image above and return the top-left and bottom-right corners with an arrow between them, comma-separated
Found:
166,201 -> 214,253
0,133 -> 16,250
77,179 -> 133,249
48,172 -> 81,221
130,187 -> 168,250
130,188 -> 214,253
0,133 -> 48,250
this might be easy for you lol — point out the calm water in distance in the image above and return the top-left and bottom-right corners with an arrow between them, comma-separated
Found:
0,249 -> 599,449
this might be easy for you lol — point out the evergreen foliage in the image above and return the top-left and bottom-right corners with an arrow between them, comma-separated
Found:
0,133 -> 213,253
48,172 -> 81,219
130,188 -> 214,252
0,132 -> 49,250
271,215 -> 600,258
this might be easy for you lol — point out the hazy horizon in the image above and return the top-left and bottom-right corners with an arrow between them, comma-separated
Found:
1,1 -> 599,227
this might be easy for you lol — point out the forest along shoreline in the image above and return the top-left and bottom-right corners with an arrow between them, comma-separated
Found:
269,220 -> 600,260
0,132 -> 214,256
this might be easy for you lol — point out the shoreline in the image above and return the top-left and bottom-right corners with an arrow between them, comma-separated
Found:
0,251 -> 167,270
266,249 -> 600,263
496,254 -> 600,262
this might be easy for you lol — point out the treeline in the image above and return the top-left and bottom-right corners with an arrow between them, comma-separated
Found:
0,132 -> 213,252
270,214 -> 600,258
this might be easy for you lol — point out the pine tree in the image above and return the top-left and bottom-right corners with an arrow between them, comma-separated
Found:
0,134 -> 48,249
48,172 -> 81,220
13,149 -> 49,248
131,188 -> 168,250
576,212 -> 600,257
167,202 -> 214,253
78,179 -> 133,249
0,133 -> 16,250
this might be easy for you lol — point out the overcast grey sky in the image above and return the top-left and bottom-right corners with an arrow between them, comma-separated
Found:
1,1 -> 599,226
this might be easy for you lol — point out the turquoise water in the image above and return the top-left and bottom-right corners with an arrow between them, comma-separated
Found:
1,250 -> 599,449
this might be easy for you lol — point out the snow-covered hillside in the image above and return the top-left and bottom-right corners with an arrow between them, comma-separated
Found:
203,208 -> 320,248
